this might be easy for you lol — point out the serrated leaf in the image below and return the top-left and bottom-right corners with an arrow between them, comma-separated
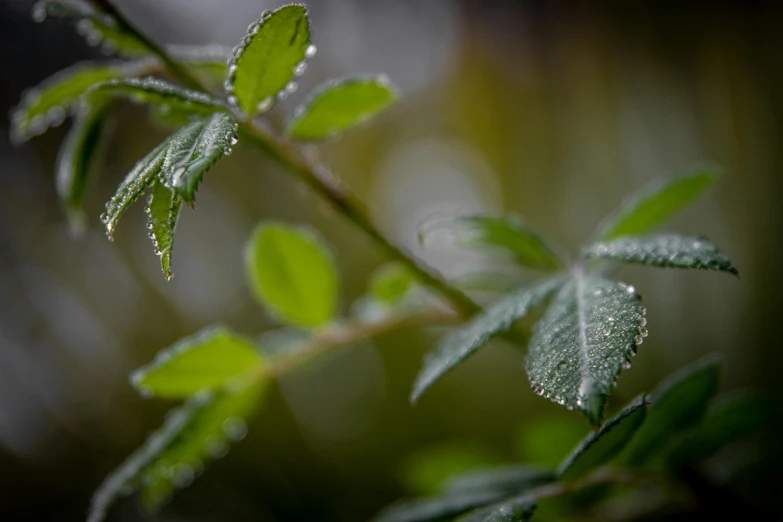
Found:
91,77 -> 227,117
55,98 -> 112,232
457,496 -> 536,522
226,5 -> 311,115
146,179 -> 181,279
287,76 -> 399,140
131,326 -> 264,399
411,278 -> 563,404
582,234 -> 738,276
442,465 -> 555,497
594,169 -> 716,240
33,0 -> 152,57
526,274 -> 647,426
369,263 -> 416,305
373,490 -> 510,522
87,380 -> 266,522
666,392 -> 767,467
558,395 -> 647,480
420,215 -> 565,271
10,60 -> 146,144
620,356 -> 721,466
245,222 -> 338,328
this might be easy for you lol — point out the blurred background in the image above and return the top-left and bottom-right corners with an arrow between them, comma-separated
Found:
1,0 -> 782,520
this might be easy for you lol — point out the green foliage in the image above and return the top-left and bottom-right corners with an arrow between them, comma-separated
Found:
620,356 -> 720,465
402,442 -> 501,496
558,395 -> 647,480
131,326 -> 265,399
583,234 -> 738,276
594,169 -> 716,240
369,263 -> 417,305
411,278 -> 563,403
516,417 -> 588,468
226,5 -> 312,115
373,490 -> 513,522
245,223 -> 339,328
55,98 -> 112,231
457,496 -> 536,522
442,466 -> 555,497
91,77 -> 227,117
420,215 -> 566,271
145,180 -> 181,279
287,76 -> 399,140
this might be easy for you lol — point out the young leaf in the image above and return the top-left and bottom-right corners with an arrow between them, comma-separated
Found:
372,490 -> 510,522
666,392 -> 767,466
558,395 -> 647,480
594,169 -> 716,240
287,76 -> 399,141
32,0 -> 153,57
87,380 -> 266,522
226,5 -> 312,115
442,465 -> 555,497
369,263 -> 416,305
411,278 -> 563,404
245,223 -> 339,328
583,234 -> 737,276
526,273 -> 648,426
145,180 -> 182,279
10,60 -> 144,144
91,77 -> 227,117
419,215 -> 565,271
620,356 -> 721,466
158,112 -> 238,204
55,98 -> 112,232
131,326 -> 264,399
458,496 -> 536,522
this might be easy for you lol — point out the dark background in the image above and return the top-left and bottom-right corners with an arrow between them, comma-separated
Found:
1,0 -> 782,520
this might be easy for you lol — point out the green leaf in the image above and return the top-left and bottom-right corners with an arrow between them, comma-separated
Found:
442,465 -> 555,497
33,0 -> 153,57
245,222 -> 339,328
369,263 -> 416,305
558,395 -> 647,480
666,392 -> 767,466
582,234 -> 738,276
411,278 -> 563,404
145,179 -> 182,279
131,326 -> 264,399
10,60 -> 145,144
55,98 -> 112,232
87,379 -> 266,522
420,215 -> 565,271
620,356 -> 721,466
402,442 -> 500,496
373,490 -> 511,522
91,77 -> 227,117
226,5 -> 312,115
287,76 -> 399,141
594,169 -> 716,240
457,496 -> 536,522
526,273 -> 648,426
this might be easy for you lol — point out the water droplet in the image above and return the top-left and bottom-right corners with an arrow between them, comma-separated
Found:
32,4 -> 46,22
304,44 -> 318,58
227,94 -> 238,106
285,81 -> 298,94
206,436 -> 229,459
229,134 -> 239,146
172,463 -> 195,488
626,285 -> 636,295
622,361 -> 632,370
222,417 -> 248,441
634,335 -> 644,345
76,19 -> 92,35
260,9 -> 272,18
256,96 -> 273,113
47,106 -> 65,126
276,89 -> 289,101
639,328 -> 648,338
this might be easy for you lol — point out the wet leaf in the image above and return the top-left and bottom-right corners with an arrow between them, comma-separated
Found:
372,490 -> 510,522
594,169 -> 716,240
226,5 -> 312,115
91,77 -> 226,117
145,179 -> 182,279
526,273 -> 647,426
458,496 -> 536,522
620,356 -> 721,466
131,326 -> 264,399
245,222 -> 339,328
287,76 -> 398,140
420,215 -> 565,271
558,395 -> 647,480
411,278 -> 563,404
55,98 -> 112,232
442,465 -> 554,497
583,234 -> 738,276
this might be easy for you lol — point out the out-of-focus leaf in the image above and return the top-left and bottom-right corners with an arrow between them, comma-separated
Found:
167,44 -> 230,85
372,490 -> 509,522
583,234 -> 738,276
453,272 -> 529,295
369,263 -> 416,305
245,222 -> 339,328
32,0 -> 153,57
226,5 -> 311,115
87,380 -> 266,522
457,496 -> 536,522
411,278 -> 563,404
145,179 -> 182,279
287,76 -> 398,140
401,442 -> 500,496
131,326 -> 263,399
55,98 -> 112,232
620,356 -> 721,466
667,392 -> 767,467
516,417 -> 588,468
91,77 -> 227,117
594,169 -> 716,240
558,395 -> 647,480
526,274 -> 647,426
419,215 -> 565,271
442,465 -> 555,497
